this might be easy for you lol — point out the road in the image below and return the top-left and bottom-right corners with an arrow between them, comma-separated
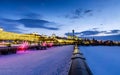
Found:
0,45 -> 73,75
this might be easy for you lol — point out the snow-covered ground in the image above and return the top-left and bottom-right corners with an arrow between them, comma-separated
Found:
80,46 -> 120,75
0,45 -> 73,75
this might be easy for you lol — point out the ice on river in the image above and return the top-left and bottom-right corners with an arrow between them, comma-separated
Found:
80,46 -> 120,75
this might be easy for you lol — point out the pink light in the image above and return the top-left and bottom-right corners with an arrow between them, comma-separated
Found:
17,41 -> 29,51
42,42 -> 47,46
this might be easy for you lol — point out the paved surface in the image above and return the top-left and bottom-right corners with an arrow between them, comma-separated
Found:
0,45 -> 73,75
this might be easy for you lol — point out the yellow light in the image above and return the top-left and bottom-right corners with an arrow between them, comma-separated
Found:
0,28 -> 3,31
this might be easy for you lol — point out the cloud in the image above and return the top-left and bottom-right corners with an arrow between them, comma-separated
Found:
1,18 -> 59,31
23,12 -> 42,19
110,30 -> 120,33
65,8 -> 93,19
84,10 -> 93,14
80,30 -> 100,36
92,28 -> 99,31
0,20 -> 24,33
65,29 -> 120,37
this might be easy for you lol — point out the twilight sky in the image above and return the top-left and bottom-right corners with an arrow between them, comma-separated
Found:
0,0 -> 120,37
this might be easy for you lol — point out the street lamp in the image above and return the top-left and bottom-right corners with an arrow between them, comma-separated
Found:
0,28 -> 3,31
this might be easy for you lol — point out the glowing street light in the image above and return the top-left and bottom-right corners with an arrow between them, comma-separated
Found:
0,28 -> 3,31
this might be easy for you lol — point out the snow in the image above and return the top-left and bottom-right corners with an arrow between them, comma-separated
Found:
0,45 -> 73,75
79,46 -> 120,75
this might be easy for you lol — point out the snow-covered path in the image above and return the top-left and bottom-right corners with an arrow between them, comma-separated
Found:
0,45 -> 73,75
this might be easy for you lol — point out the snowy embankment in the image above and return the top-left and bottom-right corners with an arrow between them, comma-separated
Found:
80,46 -> 120,75
0,45 -> 73,75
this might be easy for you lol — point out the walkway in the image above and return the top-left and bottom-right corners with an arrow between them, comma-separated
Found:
0,45 -> 73,75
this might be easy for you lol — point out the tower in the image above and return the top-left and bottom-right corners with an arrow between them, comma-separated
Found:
72,29 -> 75,39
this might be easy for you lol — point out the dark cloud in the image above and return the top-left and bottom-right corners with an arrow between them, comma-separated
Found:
111,30 -> 120,33
92,28 -> 99,30
65,8 -> 93,19
0,20 -> 24,33
84,10 -> 93,14
80,31 -> 99,36
100,24 -> 103,25
104,30 -> 120,34
73,8 -> 82,17
17,19 -> 49,27
1,18 -> 59,31
65,29 -> 120,37
23,12 -> 42,19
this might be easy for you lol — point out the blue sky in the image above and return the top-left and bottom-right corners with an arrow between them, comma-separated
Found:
0,0 -> 120,37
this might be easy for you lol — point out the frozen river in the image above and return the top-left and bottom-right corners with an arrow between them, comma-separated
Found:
80,46 -> 120,75
0,45 -> 73,75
